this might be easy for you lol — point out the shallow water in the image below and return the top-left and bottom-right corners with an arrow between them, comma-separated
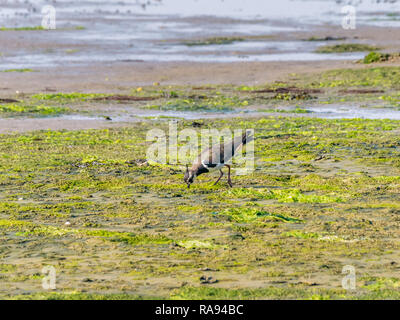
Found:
55,105 -> 400,122
114,106 -> 400,121
4,0 -> 398,23
0,0 -> 398,67
306,105 -> 400,120
2,105 -> 399,133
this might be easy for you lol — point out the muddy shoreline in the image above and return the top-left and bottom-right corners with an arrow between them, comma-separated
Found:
2,59 -> 400,94
1,22 -> 400,97
2,1 -> 400,300
1,57 -> 400,133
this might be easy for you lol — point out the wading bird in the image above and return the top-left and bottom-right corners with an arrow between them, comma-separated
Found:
184,130 -> 252,188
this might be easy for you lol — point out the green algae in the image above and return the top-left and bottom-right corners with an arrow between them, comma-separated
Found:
176,240 -> 219,249
305,36 -> 346,42
0,26 -> 85,32
146,95 -> 249,112
183,37 -> 244,46
0,76 -> 400,299
0,104 -> 66,116
282,230 -> 321,239
170,286 -> 350,300
0,218 -> 171,246
316,43 -> 380,53
1,68 -> 35,72
363,52 -> 392,64
31,92 -> 106,102
306,66 -> 400,88
7,292 -> 155,300
0,26 -> 45,31
213,188 -> 342,204
216,207 -> 303,223
260,107 -> 310,113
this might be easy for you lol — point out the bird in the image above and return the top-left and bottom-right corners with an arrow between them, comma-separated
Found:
184,130 -> 253,188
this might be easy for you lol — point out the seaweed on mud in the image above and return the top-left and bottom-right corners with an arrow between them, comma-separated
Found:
362,52 -> 400,64
145,95 -> 249,112
216,207 -> 303,223
0,99 -> 20,103
91,95 -> 160,102
0,104 -> 66,116
0,26 -> 45,31
3,70 -> 400,299
251,87 -> 323,94
0,26 -> 85,31
316,43 -> 380,53
306,66 -> 400,88
259,107 -> 310,114
339,89 -> 385,94
1,69 -> 34,73
304,36 -> 346,41
183,37 -> 244,46
273,92 -> 316,100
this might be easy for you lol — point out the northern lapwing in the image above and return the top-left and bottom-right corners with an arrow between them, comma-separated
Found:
184,130 -> 252,188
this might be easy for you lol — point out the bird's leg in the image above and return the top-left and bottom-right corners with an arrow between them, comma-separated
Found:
213,169 -> 224,186
225,164 -> 233,187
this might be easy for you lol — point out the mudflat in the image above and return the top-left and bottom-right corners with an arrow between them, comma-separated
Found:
2,0 -> 400,300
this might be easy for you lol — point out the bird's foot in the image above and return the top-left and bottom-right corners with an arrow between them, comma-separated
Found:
227,180 -> 233,188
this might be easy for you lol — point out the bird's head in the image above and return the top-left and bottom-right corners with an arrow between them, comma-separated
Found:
184,165 -> 196,188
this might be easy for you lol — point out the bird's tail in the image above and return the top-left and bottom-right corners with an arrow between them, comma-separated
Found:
241,130 -> 254,146
231,130 -> 253,154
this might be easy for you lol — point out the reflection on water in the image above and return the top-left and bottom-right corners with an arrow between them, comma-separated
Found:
48,105 -> 400,122
3,0 -> 399,22
0,0 -> 398,67
306,105 -> 400,120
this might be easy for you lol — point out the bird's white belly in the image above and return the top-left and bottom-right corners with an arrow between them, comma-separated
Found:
215,163 -> 224,170
201,160 -> 224,171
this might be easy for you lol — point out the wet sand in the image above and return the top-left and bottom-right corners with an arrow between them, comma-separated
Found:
2,23 -> 400,93
1,4 -> 400,133
0,118 -> 122,134
1,58 -> 400,133
2,1 -> 400,300
0,60 -> 353,94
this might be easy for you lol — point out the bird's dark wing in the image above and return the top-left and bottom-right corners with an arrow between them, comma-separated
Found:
197,131 -> 253,166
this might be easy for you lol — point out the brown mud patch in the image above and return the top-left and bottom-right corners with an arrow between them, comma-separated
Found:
0,118 -> 124,134
0,60 -> 355,95
92,95 -> 159,102
339,89 -> 385,94
0,98 -> 20,103
192,86 -> 216,90
251,87 -> 323,94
